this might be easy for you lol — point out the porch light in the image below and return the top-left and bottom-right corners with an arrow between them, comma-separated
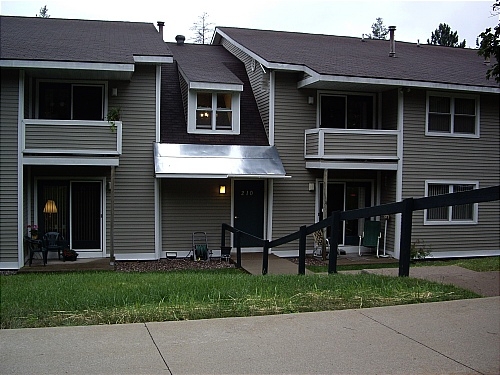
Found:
43,200 -> 58,214
219,185 -> 226,194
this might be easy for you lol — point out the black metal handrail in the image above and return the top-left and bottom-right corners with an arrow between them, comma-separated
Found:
221,185 -> 499,276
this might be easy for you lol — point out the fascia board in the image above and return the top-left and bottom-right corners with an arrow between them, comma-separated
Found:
298,73 -> 500,94
189,81 -> 243,91
133,55 -> 173,64
0,59 -> 134,72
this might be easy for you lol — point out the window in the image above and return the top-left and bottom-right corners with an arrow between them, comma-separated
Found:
320,94 -> 374,129
188,91 -> 240,134
38,82 -> 105,120
425,181 -> 478,224
427,94 -> 478,137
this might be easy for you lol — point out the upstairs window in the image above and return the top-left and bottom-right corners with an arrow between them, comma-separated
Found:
426,94 -> 479,137
320,94 -> 374,129
38,82 -> 105,120
425,181 -> 478,224
188,91 -> 240,134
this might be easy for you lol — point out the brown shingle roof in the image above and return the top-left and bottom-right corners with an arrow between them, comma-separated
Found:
0,16 -> 172,64
216,27 -> 498,89
166,43 -> 242,85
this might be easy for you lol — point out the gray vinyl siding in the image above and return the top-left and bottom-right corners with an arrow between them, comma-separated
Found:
162,179 -> 231,253
380,171 -> 397,252
24,122 -> 118,152
382,89 -> 398,130
221,38 -> 270,137
108,65 -> 157,254
402,89 -> 500,253
0,69 -> 19,263
272,72 -> 317,250
322,132 -> 398,157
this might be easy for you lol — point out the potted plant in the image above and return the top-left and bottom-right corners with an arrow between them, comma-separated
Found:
30,224 -> 38,240
106,107 -> 121,132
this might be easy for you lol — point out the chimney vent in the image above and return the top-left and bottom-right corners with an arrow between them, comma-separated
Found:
175,35 -> 185,46
157,21 -> 164,39
389,26 -> 396,57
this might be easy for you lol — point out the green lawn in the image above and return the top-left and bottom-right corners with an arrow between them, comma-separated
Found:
0,268 -> 478,329
307,256 -> 500,273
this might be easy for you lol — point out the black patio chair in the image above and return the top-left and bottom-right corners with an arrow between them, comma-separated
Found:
42,232 -> 65,261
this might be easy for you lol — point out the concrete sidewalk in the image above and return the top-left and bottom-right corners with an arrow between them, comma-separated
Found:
1,297 -> 499,375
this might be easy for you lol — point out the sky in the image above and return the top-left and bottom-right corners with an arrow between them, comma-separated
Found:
1,1 -> 498,48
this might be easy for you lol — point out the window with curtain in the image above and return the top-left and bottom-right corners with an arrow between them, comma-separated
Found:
193,91 -> 238,133
427,94 -> 478,136
425,182 -> 477,224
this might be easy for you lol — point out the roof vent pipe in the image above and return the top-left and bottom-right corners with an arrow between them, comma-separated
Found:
389,26 -> 396,57
175,35 -> 185,45
157,21 -> 164,39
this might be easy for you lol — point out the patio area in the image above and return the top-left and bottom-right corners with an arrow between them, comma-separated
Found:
16,251 -> 397,274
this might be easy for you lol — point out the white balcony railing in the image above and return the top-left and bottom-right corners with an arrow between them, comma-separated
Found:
305,128 -> 399,161
22,119 -> 122,156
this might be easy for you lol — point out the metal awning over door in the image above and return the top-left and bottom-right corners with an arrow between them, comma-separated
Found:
153,143 -> 288,179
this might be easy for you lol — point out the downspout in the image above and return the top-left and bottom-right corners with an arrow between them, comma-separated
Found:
394,88 -> 404,259
17,70 -> 25,269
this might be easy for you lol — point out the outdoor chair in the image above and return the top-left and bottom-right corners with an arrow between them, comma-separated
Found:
358,220 -> 382,257
25,236 -> 47,266
42,231 -> 65,261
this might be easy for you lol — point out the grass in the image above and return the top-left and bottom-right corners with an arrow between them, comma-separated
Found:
306,256 -> 500,273
414,256 -> 500,272
0,268 -> 478,329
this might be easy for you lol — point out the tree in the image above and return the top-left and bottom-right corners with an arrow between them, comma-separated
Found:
36,5 -> 50,18
370,17 -> 388,40
427,23 -> 466,48
190,12 -> 214,44
477,1 -> 500,82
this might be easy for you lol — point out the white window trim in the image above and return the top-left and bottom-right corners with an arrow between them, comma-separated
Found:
35,79 -> 108,121
424,180 -> 479,225
188,90 -> 240,135
425,92 -> 480,138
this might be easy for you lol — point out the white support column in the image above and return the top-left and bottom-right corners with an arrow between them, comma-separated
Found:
394,88 -> 405,259
155,64 -> 162,259
17,70 -> 25,269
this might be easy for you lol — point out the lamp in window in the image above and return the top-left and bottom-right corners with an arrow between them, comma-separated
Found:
43,199 -> 58,232
219,185 -> 226,194
43,200 -> 58,214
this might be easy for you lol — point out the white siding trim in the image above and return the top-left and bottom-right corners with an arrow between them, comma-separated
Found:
394,88 -> 404,259
17,71 -> 25,269
306,161 -> 398,170
155,65 -> 162,260
0,59 -> 135,73
0,262 -> 20,270
23,157 -> 119,166
269,71 -> 275,145
133,56 -> 173,64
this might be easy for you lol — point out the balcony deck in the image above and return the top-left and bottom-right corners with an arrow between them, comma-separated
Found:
305,128 -> 399,170
22,119 -> 122,166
